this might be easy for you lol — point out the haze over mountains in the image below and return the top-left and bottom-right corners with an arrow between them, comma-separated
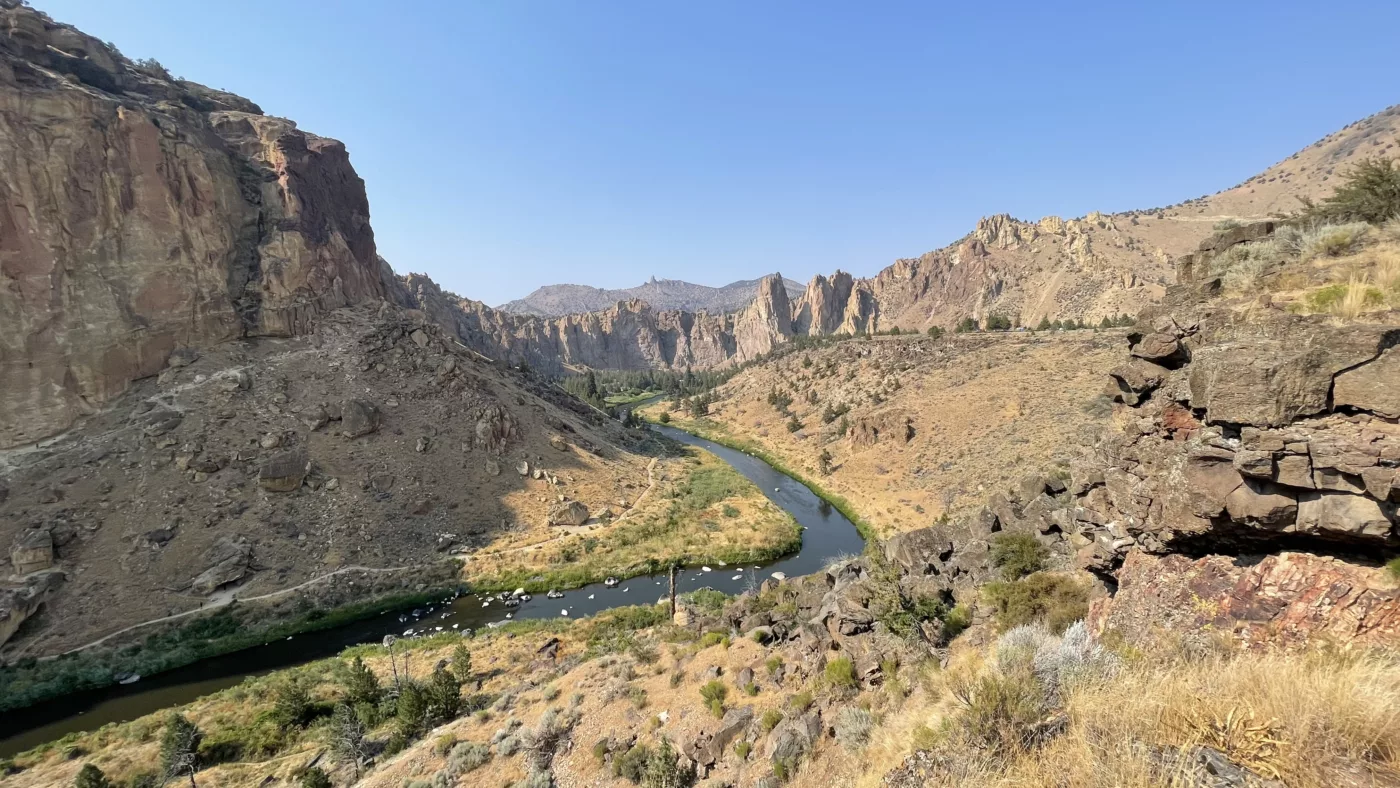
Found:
498,276 -> 805,317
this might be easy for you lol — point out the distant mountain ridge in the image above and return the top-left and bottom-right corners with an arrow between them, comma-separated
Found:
497,276 -> 805,317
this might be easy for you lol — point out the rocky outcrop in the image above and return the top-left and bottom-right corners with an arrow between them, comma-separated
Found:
1088,551 -> 1400,649
190,536 -> 254,595
10,528 -> 53,575
499,276 -> 804,317
0,2 -> 384,448
0,569 -> 63,646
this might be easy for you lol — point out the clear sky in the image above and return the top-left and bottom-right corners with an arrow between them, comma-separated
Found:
37,1 -> 1400,306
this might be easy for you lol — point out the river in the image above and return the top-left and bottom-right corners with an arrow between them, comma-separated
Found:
0,422 -> 866,757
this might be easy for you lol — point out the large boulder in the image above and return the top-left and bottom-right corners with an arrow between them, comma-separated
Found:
1293,492 -> 1393,538
763,712 -> 822,765
190,536 -> 254,595
547,500 -> 590,526
0,570 -> 64,647
882,526 -> 954,576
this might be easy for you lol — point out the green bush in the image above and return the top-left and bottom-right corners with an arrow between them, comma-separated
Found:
760,708 -> 784,733
989,533 -> 1048,581
765,655 -> 784,676
74,764 -> 111,788
1388,557 -> 1400,581
734,740 -> 751,759
789,690 -> 814,713
299,767 -> 332,788
699,632 -> 730,649
642,737 -> 697,788
823,657 -> 858,690
685,588 -> 729,615
983,573 -> 1089,633
447,741 -> 492,775
699,680 -> 728,717
612,743 -> 651,783
942,604 -> 973,640
658,411 -> 671,424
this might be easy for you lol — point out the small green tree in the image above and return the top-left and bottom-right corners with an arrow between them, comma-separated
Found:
272,680 -> 313,728
658,411 -> 670,424
451,644 -> 473,684
1299,157 -> 1400,224
342,656 -> 381,706
1036,315 -> 1052,331
818,449 -> 833,476
395,680 -> 430,739
299,767 -> 332,788
74,764 -> 111,788
427,666 -> 463,723
159,712 -> 202,788
642,736 -> 697,788
955,316 -> 979,333
926,325 -> 944,339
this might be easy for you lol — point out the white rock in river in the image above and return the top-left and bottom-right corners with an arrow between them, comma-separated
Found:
771,571 -> 787,580
561,609 -> 569,616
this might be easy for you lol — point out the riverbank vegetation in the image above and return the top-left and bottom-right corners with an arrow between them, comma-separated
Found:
0,582 -> 459,715
636,407 -> 879,541
467,449 -> 800,593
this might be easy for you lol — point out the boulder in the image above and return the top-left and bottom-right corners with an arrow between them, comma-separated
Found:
1293,492 -> 1392,538
547,500 -> 590,526
1232,450 -> 1274,479
0,570 -> 64,647
190,536 -> 254,595
340,399 -> 381,438
1106,361 -> 1167,405
763,712 -> 821,765
259,449 -> 310,492
550,435 -> 569,451
1222,478 -> 1296,526
1333,346 -> 1400,418
1130,333 -> 1186,367
882,526 -> 954,576
472,405 -> 517,454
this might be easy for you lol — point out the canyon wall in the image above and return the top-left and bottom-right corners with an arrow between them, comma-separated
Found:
0,1 -> 384,447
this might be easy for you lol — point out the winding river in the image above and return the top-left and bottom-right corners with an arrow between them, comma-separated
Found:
0,423 -> 866,757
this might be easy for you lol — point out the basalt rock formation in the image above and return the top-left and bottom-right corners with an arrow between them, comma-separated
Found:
498,275 -> 804,317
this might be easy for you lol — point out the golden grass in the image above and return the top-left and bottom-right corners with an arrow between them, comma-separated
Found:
854,642 -> 1400,788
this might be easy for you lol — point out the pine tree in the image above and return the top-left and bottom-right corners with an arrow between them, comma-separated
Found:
342,656 -> 381,706
451,644 -> 473,684
427,666 -> 462,723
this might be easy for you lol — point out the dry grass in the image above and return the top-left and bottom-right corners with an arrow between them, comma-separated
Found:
857,641 -> 1400,788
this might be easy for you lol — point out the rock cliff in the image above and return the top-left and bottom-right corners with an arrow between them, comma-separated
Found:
0,1 -> 384,447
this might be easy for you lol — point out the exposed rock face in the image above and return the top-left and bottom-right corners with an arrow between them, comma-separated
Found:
0,2 -> 384,448
0,569 -> 63,646
1089,551 -> 1400,649
10,528 -> 54,575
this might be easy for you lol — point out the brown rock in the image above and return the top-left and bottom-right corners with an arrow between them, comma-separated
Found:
1293,492 -> 1392,538
547,500 -> 590,526
1333,346 -> 1400,418
340,399 -> 381,438
258,449 -> 310,492
1130,333 -> 1184,366
11,529 -> 54,575
1274,453 -> 1315,489
1089,550 -> 1400,649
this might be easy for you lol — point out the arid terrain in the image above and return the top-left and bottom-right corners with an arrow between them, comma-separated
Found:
640,329 -> 1130,536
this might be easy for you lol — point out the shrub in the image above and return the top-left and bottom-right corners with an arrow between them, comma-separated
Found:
341,656 -> 382,706
74,764 -> 111,788
983,573 -> 1090,634
722,504 -> 739,518
744,683 -> 759,696
272,680 -> 314,728
613,744 -> 651,783
700,680 -> 728,717
451,644 -> 473,683
658,411 -> 670,424
789,690 -> 814,712
496,734 -> 520,756
1388,557 -> 1400,581
642,737 -> 697,788
989,534 -> 1047,580
685,589 -> 729,615
942,604 -> 973,640
910,724 -> 941,751
765,655 -> 784,676
1299,157 -> 1400,224
760,708 -> 784,733
447,741 -> 492,775
948,668 -> 1047,755
834,707 -> 874,751
926,326 -> 944,339
435,733 -> 458,756
1030,621 -> 1120,700
299,767 -> 332,788
517,770 -> 552,788
629,686 -> 649,709
699,632 -> 730,649
734,740 -> 751,759
824,657 -> 858,690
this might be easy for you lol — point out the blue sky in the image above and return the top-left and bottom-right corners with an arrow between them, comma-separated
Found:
39,1 -> 1400,305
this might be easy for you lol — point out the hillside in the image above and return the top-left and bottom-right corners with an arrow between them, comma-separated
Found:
498,277 -> 805,317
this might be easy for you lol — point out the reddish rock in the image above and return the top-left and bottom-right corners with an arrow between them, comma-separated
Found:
1089,550 -> 1400,649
